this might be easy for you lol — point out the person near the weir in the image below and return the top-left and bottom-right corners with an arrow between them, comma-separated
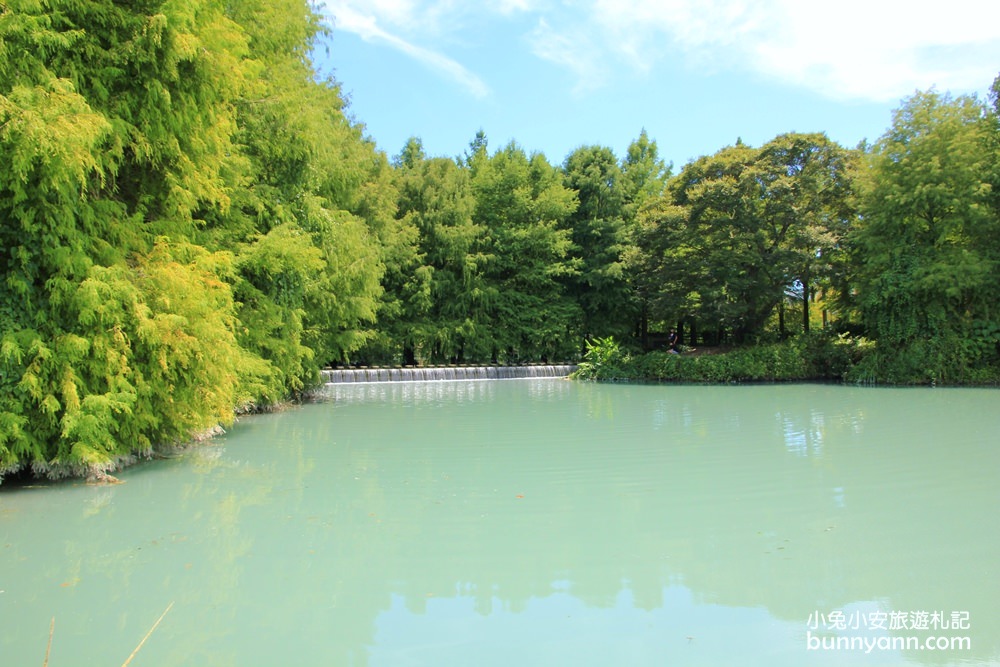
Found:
667,328 -> 679,354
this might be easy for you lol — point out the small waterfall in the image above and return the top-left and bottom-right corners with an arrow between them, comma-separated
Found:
321,364 -> 577,384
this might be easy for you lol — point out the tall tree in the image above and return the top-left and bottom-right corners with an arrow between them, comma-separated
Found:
636,133 -> 854,343
849,89 -> 999,382
0,0 -> 391,478
1,0 -> 254,475
650,141 -> 776,342
369,137 -> 485,364
562,145 -> 632,339
620,130 -> 670,343
471,141 -> 580,361
754,133 -> 857,335
620,129 -> 670,220
209,0 -> 387,388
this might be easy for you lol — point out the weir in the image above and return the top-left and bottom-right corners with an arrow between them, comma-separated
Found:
321,364 -> 577,384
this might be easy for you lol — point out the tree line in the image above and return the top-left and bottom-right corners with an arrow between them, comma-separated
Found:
1,1 -> 998,477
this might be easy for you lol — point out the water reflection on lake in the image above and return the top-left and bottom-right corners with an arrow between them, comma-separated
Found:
1,381 -> 998,666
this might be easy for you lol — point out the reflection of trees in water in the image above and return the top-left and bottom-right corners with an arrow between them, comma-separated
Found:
322,384 -> 999,665
778,407 -> 826,456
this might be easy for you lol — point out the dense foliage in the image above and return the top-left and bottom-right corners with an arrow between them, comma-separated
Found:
624,90 -> 999,384
0,0 -> 385,478
1,1 -> 997,479
633,133 -> 856,344
571,333 -> 871,384
845,90 -> 1000,384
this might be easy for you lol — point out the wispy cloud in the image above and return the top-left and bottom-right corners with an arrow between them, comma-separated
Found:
528,18 -> 609,94
321,1 -> 491,99
320,1 -> 1000,103
496,0 -> 544,15
588,0 -> 1000,101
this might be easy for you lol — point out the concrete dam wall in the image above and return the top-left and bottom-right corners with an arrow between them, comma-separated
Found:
321,364 -> 577,383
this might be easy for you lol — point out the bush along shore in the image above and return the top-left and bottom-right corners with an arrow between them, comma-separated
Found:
570,334 -> 1000,386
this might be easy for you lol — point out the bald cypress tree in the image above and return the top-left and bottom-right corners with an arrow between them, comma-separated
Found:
849,89 -> 999,382
470,142 -> 580,362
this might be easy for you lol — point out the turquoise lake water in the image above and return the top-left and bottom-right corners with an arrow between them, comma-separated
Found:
1,380 -> 998,666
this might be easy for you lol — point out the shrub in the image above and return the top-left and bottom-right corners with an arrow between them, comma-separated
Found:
576,332 -> 882,384
571,336 -> 629,381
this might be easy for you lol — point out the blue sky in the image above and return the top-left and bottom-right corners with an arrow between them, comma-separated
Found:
314,1 -> 1000,170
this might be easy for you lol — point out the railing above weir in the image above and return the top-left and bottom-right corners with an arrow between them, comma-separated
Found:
321,364 -> 577,384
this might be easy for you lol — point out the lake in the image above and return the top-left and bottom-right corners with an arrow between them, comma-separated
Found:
1,380 -> 998,666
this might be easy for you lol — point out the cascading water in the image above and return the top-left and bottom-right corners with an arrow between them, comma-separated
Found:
321,364 -> 577,384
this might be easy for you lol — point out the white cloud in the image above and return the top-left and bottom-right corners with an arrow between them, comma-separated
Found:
587,0 -> 1000,101
320,0 -> 1000,103
528,18 -> 609,93
496,0 -> 543,14
321,1 -> 491,98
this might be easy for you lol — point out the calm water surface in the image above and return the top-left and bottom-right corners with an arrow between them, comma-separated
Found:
1,381 -> 998,666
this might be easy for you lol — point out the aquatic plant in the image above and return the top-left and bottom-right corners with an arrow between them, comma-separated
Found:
42,602 -> 173,667
572,336 -> 628,380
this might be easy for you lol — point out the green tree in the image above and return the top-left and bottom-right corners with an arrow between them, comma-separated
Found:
753,133 -> 857,335
208,0 -> 386,389
367,137 -> 485,364
849,89 -> 999,382
620,129 -> 670,221
620,130 -> 670,344
636,133 -> 854,344
562,145 -> 632,339
408,155 -> 483,363
646,141 -> 773,342
1,0 -> 253,476
630,198 -> 699,339
471,141 -> 580,361
0,0 -> 390,478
